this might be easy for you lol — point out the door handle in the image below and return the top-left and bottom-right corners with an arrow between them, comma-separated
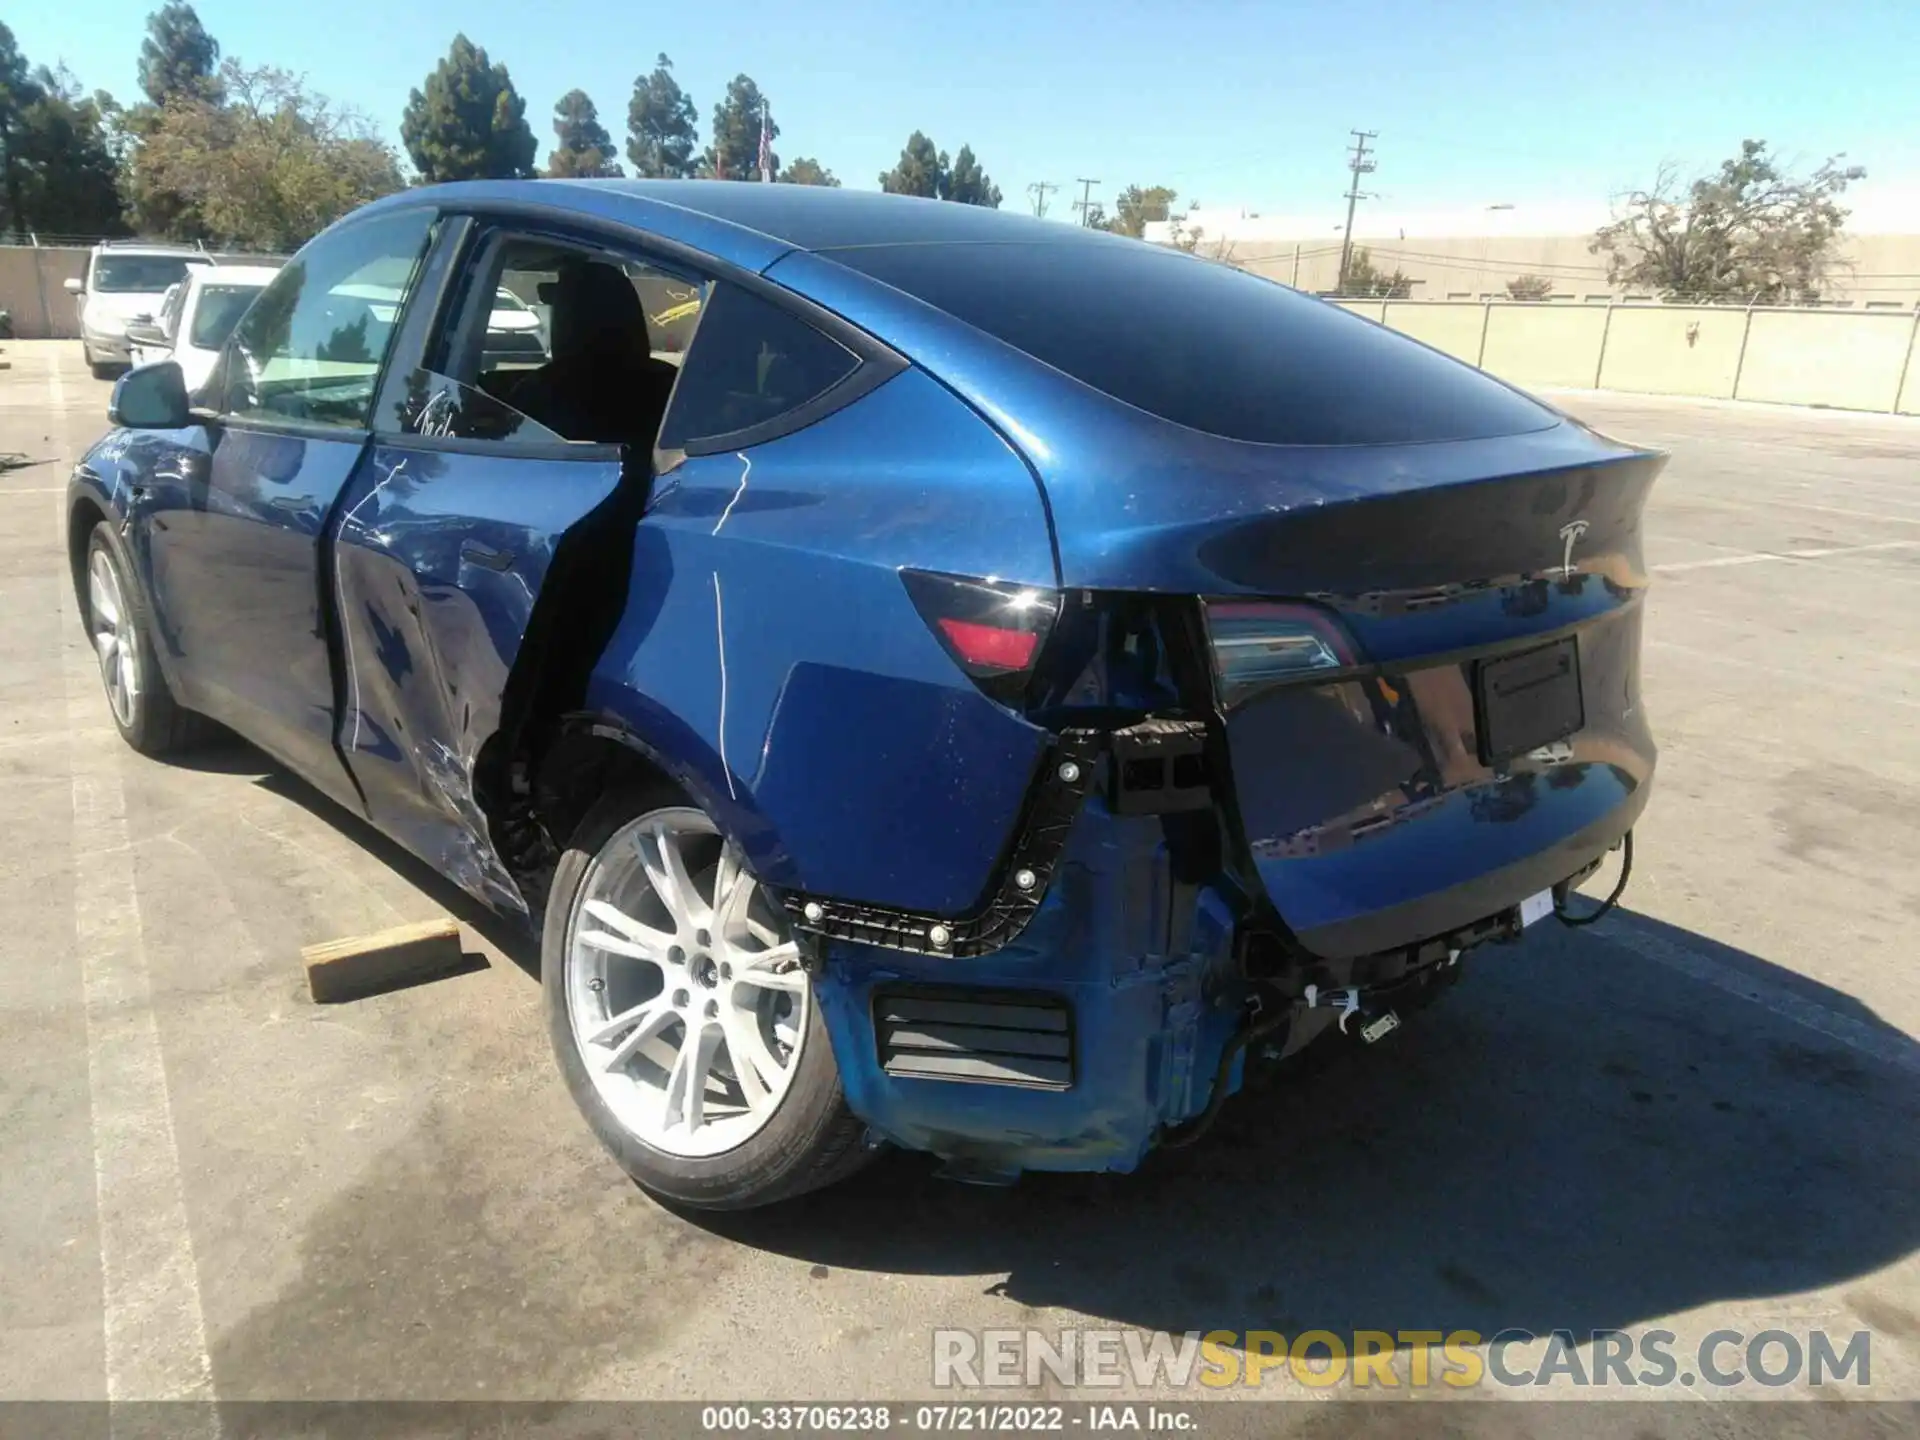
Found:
460,540 -> 516,572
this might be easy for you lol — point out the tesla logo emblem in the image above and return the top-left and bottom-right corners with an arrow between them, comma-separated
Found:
1558,520 -> 1590,579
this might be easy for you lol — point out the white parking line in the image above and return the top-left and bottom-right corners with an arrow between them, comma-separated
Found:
1595,918 -> 1920,1078
1652,539 -> 1920,573
53,352 -> 221,1428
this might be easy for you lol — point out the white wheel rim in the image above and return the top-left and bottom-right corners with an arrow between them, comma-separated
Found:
88,550 -> 139,728
564,808 -> 809,1158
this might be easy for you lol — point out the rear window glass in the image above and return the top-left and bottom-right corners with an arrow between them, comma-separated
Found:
828,241 -> 1556,445
92,255 -> 200,293
189,285 -> 265,350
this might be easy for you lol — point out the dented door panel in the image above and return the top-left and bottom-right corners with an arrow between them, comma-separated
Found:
583,366 -> 1059,916
330,440 -> 627,908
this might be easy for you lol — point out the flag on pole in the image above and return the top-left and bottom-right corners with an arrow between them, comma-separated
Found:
758,110 -> 773,182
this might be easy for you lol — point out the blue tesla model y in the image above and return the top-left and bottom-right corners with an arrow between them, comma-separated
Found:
69,182 -> 1662,1207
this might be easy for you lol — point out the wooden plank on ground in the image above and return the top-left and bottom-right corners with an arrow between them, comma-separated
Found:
303,917 -> 465,1004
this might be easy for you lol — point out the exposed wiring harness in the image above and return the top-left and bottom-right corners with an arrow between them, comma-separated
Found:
1159,1001 -> 1293,1151
1555,830 -> 1634,927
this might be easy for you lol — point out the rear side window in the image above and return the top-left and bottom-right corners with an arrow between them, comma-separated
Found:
830,241 -> 1557,446
659,282 -> 860,451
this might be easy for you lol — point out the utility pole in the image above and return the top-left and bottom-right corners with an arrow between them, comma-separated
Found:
1337,130 -> 1378,292
1073,177 -> 1101,228
1027,180 -> 1058,220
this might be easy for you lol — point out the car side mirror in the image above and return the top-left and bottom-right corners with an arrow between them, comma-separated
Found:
64,277 -> 85,295
109,361 -> 192,429
126,321 -> 169,348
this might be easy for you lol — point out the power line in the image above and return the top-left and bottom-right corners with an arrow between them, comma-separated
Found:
1337,130 -> 1378,291
1027,180 -> 1058,220
1073,178 -> 1101,228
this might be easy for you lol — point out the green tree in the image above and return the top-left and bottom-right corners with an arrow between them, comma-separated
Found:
1505,274 -> 1553,301
703,74 -> 775,180
547,89 -> 620,177
140,61 -> 401,249
0,22 -> 39,238
943,144 -> 1000,208
625,54 -> 697,178
778,156 -> 838,186
1105,184 -> 1178,238
137,1 -> 222,106
878,130 -> 944,198
0,29 -> 125,240
1592,140 -> 1864,304
400,34 -> 536,183
14,66 -> 125,238
1336,246 -> 1413,298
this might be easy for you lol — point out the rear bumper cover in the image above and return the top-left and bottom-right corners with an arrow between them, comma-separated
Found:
812,797 -> 1248,1176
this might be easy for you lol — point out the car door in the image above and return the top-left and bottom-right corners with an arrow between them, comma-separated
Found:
327,222 -> 672,907
137,207 -> 441,806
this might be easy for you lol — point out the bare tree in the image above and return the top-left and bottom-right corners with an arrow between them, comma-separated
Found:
1591,140 -> 1864,304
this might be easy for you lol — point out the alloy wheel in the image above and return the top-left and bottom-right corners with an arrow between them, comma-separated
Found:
88,548 -> 140,729
563,808 -> 809,1158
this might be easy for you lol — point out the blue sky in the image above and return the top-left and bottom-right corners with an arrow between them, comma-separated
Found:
18,0 -> 1920,227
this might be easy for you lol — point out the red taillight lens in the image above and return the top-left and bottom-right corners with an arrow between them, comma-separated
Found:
936,617 -> 1040,671
902,569 -> 1059,703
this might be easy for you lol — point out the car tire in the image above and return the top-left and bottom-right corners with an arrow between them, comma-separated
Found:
83,524 -> 204,755
542,786 -> 874,1210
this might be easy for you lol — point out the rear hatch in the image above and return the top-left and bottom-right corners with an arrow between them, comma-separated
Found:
803,235 -> 1665,958
1193,444 -> 1662,957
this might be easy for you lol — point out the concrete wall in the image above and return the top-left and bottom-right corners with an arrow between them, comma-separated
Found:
1219,229 -> 1920,309
1333,299 -> 1920,416
1736,310 -> 1915,412
0,247 -> 87,339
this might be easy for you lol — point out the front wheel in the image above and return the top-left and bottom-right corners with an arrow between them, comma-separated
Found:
542,790 -> 872,1209
83,526 -> 202,755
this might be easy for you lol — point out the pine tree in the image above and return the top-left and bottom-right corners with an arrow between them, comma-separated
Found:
547,89 -> 620,178
943,145 -> 1001,208
625,54 -> 697,179
400,35 -> 537,183
778,156 -> 838,187
136,2 -> 222,106
703,75 -> 776,181
878,131 -> 944,198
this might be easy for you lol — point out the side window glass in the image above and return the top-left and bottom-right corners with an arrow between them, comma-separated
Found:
659,283 -> 860,451
224,208 -> 435,429
393,234 -> 706,449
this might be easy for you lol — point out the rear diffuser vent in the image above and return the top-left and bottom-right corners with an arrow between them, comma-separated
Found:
873,989 -> 1074,1090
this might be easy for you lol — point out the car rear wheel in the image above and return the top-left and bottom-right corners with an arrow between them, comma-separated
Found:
542,790 -> 872,1209
84,525 -> 202,755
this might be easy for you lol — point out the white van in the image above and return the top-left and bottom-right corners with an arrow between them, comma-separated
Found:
65,242 -> 212,378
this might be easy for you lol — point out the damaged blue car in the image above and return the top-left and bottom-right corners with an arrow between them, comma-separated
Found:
69,182 -> 1662,1208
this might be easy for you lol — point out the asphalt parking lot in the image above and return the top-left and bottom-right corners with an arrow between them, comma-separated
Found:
2,342 -> 1917,1422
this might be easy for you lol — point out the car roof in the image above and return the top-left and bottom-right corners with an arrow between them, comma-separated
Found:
189,264 -> 281,289
363,179 -> 1127,273
93,242 -> 213,259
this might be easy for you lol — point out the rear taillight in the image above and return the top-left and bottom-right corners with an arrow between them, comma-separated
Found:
902,569 -> 1059,704
1204,600 -> 1360,706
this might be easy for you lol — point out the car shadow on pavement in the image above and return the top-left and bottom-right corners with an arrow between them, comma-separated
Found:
171,731 -> 1920,1349
708,912 -> 1920,1348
